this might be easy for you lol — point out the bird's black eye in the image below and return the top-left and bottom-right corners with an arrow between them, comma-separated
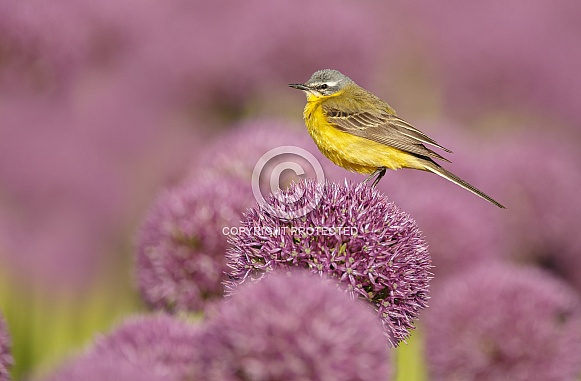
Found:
319,84 -> 328,90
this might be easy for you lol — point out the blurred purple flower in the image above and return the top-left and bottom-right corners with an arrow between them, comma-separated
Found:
191,118 -> 353,210
425,262 -> 581,381
136,175 -> 254,312
476,132 -> 581,292
0,313 -> 12,381
195,118 -> 319,183
404,0 -> 581,127
0,0 -> 90,95
0,0 -> 158,97
226,179 -> 431,346
202,270 -> 391,381
89,314 -> 201,380
40,356 -> 167,381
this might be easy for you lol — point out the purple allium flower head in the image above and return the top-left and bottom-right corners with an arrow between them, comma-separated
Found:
202,269 -> 391,381
425,262 -> 581,381
478,132 -> 581,292
136,175 -> 254,312
226,179 -> 432,346
40,356 -> 167,381
89,314 -> 201,380
0,313 -> 12,381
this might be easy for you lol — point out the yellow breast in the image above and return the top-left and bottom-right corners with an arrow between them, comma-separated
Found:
303,100 -> 418,174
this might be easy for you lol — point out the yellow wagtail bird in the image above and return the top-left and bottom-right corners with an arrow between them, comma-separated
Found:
289,69 -> 505,208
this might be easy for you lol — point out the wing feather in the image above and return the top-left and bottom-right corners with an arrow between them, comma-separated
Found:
324,105 -> 452,162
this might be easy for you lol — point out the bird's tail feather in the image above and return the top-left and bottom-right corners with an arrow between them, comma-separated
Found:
422,161 -> 506,209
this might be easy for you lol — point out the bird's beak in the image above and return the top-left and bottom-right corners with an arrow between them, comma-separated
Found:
288,83 -> 310,91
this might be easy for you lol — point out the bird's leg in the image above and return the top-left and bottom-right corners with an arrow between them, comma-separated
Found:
363,167 -> 387,188
363,169 -> 380,185
371,167 -> 387,188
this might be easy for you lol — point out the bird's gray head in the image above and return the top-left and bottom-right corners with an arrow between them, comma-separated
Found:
289,69 -> 354,97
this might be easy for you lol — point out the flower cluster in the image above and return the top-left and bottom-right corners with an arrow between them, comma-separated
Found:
482,133 -> 581,293
226,179 -> 432,346
201,270 -> 391,380
136,175 -> 254,312
425,262 -> 581,381
88,314 -> 201,380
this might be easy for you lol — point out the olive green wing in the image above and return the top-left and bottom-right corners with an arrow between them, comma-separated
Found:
323,105 -> 452,162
